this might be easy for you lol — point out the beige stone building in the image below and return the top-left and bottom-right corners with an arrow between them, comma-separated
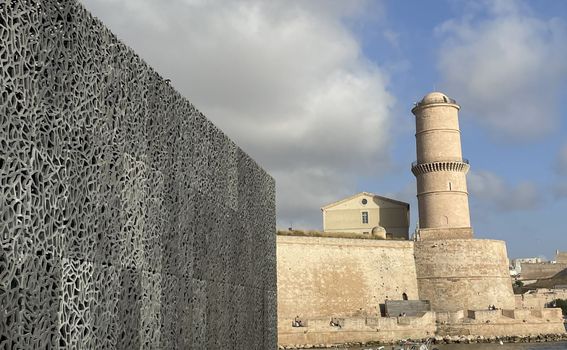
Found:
321,192 -> 409,239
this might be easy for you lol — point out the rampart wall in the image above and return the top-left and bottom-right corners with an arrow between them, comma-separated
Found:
556,252 -> 567,264
414,239 -> 515,312
0,1 -> 276,348
515,289 -> 567,309
520,263 -> 567,280
437,308 -> 565,337
277,236 -> 418,322
277,236 -> 564,347
278,313 -> 436,346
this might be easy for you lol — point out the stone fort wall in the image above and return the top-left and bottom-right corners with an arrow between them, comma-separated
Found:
556,251 -> 567,263
277,236 -> 516,324
277,235 -> 418,323
520,263 -> 567,280
414,239 -> 515,312
276,236 -> 564,347
515,289 -> 567,309
0,1 -> 276,349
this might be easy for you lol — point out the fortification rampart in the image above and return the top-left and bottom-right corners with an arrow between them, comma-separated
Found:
414,239 -> 515,312
418,227 -> 473,240
277,235 -> 564,347
278,313 -> 436,346
437,308 -> 565,337
556,252 -> 567,264
516,289 -> 567,309
277,235 -> 418,322
520,263 -> 567,280
0,1 -> 276,348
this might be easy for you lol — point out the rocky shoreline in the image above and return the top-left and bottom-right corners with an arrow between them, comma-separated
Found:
278,333 -> 567,349
432,333 -> 567,345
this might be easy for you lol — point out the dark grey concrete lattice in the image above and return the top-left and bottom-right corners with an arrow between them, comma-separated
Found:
0,0 -> 277,349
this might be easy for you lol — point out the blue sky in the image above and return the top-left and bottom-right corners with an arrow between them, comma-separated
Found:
83,0 -> 567,259
354,0 -> 567,258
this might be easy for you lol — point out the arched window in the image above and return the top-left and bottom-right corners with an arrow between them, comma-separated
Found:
402,292 -> 408,300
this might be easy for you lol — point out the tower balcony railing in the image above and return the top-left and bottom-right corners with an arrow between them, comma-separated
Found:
411,158 -> 469,168
411,159 -> 470,176
413,96 -> 457,108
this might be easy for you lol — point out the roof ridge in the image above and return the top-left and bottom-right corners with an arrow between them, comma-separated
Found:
321,192 -> 409,210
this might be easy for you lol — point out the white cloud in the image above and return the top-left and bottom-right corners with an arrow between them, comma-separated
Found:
436,1 -> 567,140
468,170 -> 542,211
82,0 -> 394,229
275,169 -> 355,230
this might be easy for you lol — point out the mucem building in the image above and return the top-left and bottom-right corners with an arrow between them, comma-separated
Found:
0,1 -> 276,349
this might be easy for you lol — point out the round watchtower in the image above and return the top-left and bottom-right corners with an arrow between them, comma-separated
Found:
411,92 -> 515,312
411,92 -> 472,240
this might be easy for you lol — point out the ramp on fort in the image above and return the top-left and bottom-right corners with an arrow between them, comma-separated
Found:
385,300 -> 431,317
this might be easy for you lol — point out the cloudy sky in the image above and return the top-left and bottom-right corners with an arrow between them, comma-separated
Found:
81,0 -> 567,259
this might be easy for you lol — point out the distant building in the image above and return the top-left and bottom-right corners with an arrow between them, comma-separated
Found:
556,250 -> 567,264
321,192 -> 409,239
511,257 -> 544,274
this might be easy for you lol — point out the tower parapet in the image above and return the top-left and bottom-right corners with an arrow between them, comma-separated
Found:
411,92 -> 472,240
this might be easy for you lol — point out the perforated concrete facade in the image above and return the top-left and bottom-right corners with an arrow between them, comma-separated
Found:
0,1 -> 276,349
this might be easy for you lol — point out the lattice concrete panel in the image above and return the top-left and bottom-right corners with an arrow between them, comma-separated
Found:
0,0 -> 276,348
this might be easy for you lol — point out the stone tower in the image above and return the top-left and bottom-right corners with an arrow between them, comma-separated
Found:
411,92 -> 473,240
412,92 -> 515,312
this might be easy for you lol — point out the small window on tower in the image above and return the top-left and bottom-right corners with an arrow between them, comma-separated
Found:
449,182 -> 452,191
362,211 -> 369,224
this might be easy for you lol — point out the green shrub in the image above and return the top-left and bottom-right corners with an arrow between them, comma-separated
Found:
548,299 -> 567,315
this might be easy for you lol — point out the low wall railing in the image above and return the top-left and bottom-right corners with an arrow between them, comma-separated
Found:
411,158 -> 469,168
